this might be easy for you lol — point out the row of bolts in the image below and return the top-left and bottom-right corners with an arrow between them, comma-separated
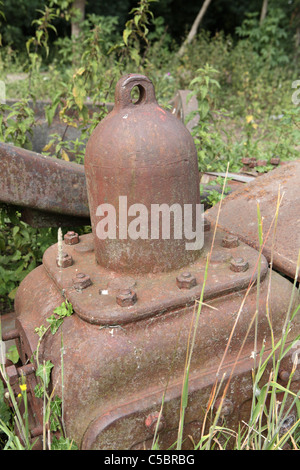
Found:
58,220 -> 249,308
241,156 -> 281,170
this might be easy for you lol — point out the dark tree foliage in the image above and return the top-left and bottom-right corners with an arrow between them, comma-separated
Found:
0,0 -> 299,51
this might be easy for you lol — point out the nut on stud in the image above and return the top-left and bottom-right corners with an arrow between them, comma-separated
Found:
176,272 -> 197,289
214,398 -> 234,417
221,234 -> 239,248
230,257 -> 249,272
116,289 -> 137,307
73,272 -> 92,290
56,252 -> 73,268
278,369 -> 290,382
145,412 -> 165,435
270,157 -> 280,166
64,231 -> 79,245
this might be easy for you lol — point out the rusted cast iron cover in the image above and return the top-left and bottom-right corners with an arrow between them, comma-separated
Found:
205,160 -> 300,281
42,228 -> 268,325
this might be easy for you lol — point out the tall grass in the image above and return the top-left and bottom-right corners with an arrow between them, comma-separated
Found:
152,176 -> 300,450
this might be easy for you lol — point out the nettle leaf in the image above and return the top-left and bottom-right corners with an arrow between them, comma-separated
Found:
72,85 -> 85,110
123,28 -> 131,46
130,48 -> 141,66
134,14 -> 141,27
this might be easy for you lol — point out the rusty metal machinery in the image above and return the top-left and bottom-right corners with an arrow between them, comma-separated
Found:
1,74 -> 300,450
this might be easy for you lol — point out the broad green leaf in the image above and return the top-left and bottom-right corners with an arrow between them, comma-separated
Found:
36,360 -> 54,388
6,345 -> 19,364
123,28 -> 131,46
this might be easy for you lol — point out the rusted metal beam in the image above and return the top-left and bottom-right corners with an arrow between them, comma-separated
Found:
0,143 -> 90,224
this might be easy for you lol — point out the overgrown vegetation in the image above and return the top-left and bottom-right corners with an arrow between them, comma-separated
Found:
0,299 -> 78,449
0,0 -> 299,450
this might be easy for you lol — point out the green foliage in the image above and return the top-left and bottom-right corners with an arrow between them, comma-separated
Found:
0,380 -> 11,426
0,301 -> 78,449
46,300 -> 74,335
32,300 -> 76,446
236,9 -> 289,69
186,64 -> 233,173
5,345 -> 19,364
26,6 -> 58,59
121,0 -> 157,67
35,360 -> 54,389
0,206 -> 57,307
0,99 -> 36,148
201,176 -> 232,207
51,434 -> 78,450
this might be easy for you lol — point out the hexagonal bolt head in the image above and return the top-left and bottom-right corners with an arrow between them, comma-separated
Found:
145,412 -> 165,435
64,231 -> 79,245
56,252 -> 73,268
73,272 -> 92,290
214,398 -> 234,417
176,272 -> 197,289
230,257 -> 249,272
221,234 -> 239,248
278,369 -> 290,382
116,289 -> 137,307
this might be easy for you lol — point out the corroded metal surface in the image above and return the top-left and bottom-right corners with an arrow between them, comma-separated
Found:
13,262 -> 300,449
205,160 -> 300,281
0,142 -> 89,221
85,74 -> 201,274
42,229 -> 268,325
81,342 -> 300,450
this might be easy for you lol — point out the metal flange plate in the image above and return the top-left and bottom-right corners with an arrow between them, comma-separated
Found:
42,230 -> 268,325
205,160 -> 300,281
